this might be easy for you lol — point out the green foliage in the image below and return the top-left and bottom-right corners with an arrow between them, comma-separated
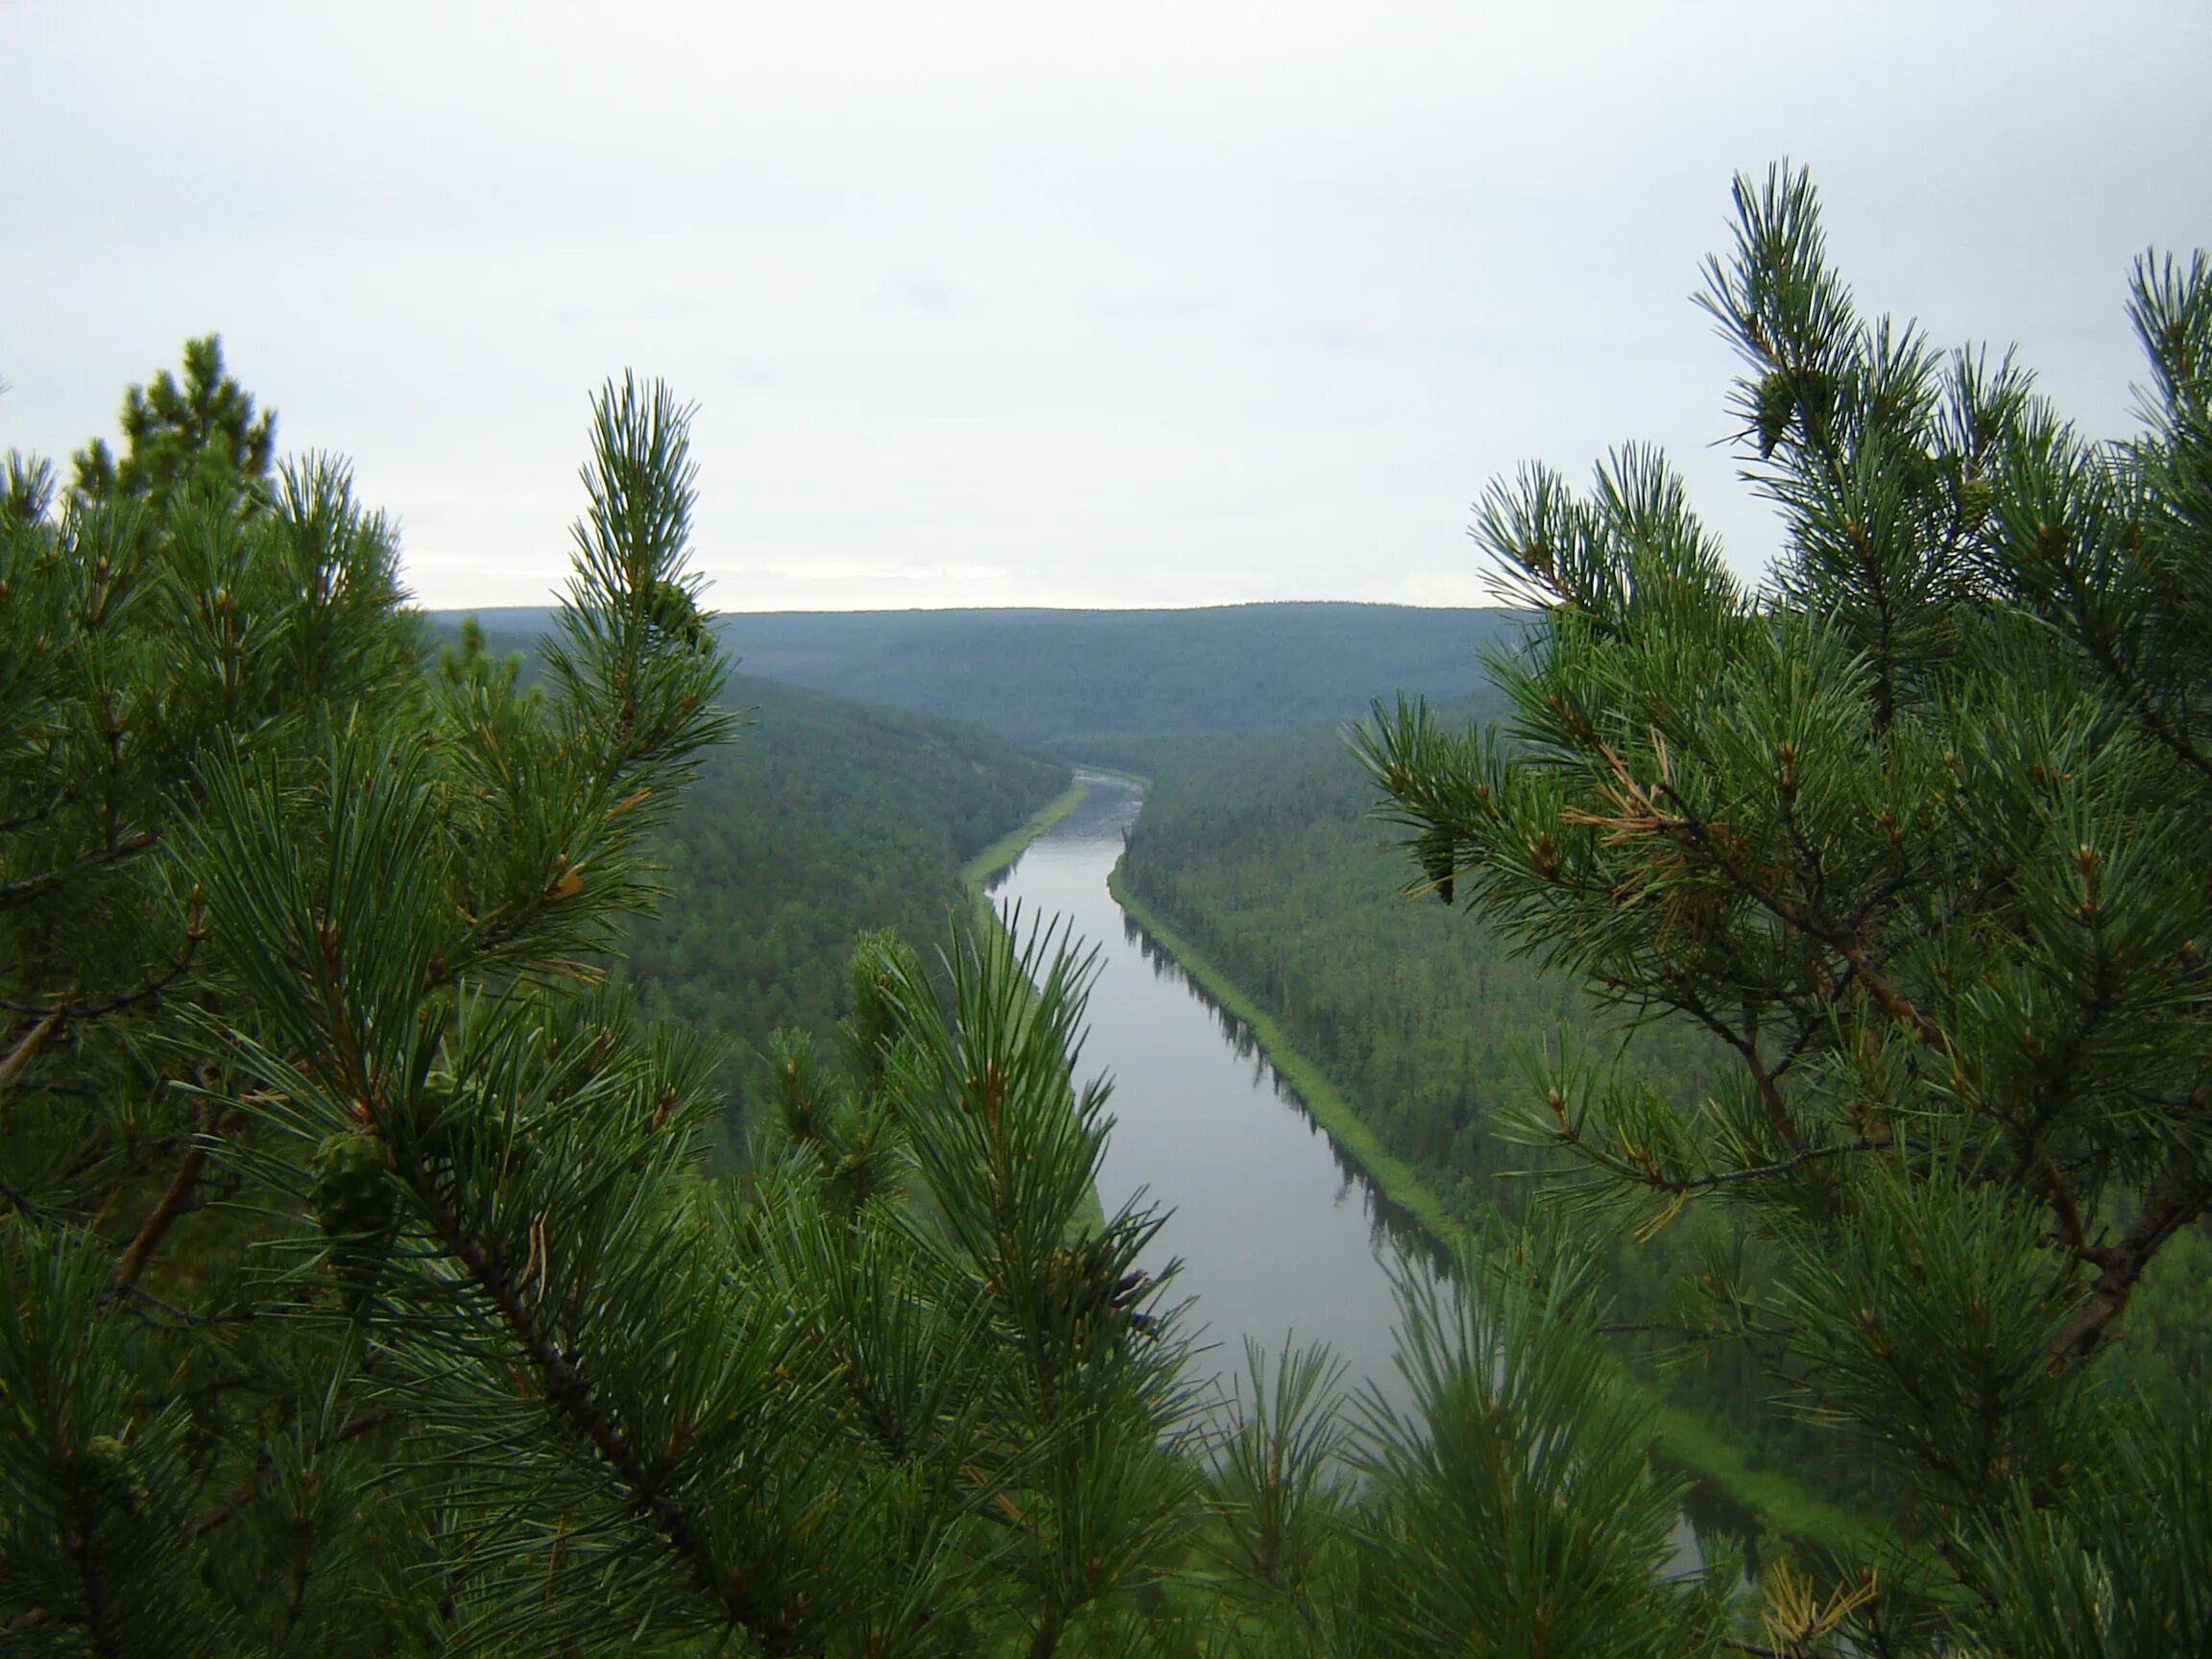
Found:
1962,1396 -> 2212,1655
616,673 -> 1070,1096
0,1227 -> 219,1656
1360,164 -> 2212,1649
1200,1337 -> 1354,1619
1117,716 -> 1727,1209
4,339 -> 1753,1659
71,334 -> 276,511
1348,1239 -> 1734,1659
414,607 -> 1073,1102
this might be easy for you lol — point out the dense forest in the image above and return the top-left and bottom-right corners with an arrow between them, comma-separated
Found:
1111,713 -> 1717,1197
609,675 -> 1066,1108
9,160 -> 2212,1657
415,621 -> 1071,1125
459,601 -> 1520,748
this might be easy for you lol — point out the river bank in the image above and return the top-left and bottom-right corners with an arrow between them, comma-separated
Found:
1107,868 -> 1458,1242
961,780 -> 1091,926
1106,855 -> 1881,1561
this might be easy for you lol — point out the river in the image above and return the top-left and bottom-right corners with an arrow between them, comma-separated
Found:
987,769 -> 1742,1573
990,774 -> 1442,1404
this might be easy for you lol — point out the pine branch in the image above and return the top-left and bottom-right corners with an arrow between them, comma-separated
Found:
0,894 -> 204,1021
1656,978 -> 1804,1150
0,827 -> 160,908
2052,1155 -> 2212,1364
64,1525 -> 122,1659
0,1010 -> 60,1092
0,1169 -> 60,1219
391,1145 -> 777,1644
1647,767 -> 1955,1056
1551,1108 -> 1882,1197
110,1106 -> 241,1292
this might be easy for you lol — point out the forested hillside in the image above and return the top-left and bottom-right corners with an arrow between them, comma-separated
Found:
618,673 -> 1069,1089
1117,718 -> 1729,1208
1107,722 -> 1816,1475
422,616 -> 1071,1117
446,602 -> 1520,746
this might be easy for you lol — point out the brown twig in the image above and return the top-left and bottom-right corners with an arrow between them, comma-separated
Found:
0,895 -> 204,1022
1571,1133 -> 1885,1198
2052,1158 -> 2212,1365
396,1148 -> 768,1633
0,828 -> 161,907
0,1010 -> 61,1093
110,1106 -> 243,1293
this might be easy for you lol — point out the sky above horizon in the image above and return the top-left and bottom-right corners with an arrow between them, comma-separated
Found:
6,2 -> 2208,613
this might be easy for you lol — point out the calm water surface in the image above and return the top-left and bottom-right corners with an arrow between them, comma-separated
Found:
992,774 -> 1440,1402
988,771 -> 1740,1573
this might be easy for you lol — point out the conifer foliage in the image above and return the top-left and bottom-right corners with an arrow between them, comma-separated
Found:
69,335 -> 277,511
1361,164 -> 2212,1649
0,346 -> 1223,1655
1,338 -> 1738,1657
14,161 -> 2208,1656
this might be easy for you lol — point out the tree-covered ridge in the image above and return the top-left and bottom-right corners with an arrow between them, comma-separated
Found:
618,672 -> 1070,1096
1119,716 -> 1692,1194
411,616 -> 1073,1122
447,600 -> 1522,748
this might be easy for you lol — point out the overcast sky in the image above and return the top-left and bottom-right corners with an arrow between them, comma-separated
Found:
5,2 -> 2207,613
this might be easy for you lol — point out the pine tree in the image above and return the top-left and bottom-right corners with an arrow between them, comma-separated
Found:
1358,163 -> 2212,1650
70,335 -> 276,511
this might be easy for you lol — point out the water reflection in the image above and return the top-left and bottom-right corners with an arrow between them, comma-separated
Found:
1119,911 -> 1455,1277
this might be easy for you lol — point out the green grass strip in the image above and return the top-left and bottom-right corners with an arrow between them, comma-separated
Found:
1107,867 -> 1456,1240
960,781 -> 1090,892
1109,859 -> 1894,1561
1644,1401 -> 1888,1562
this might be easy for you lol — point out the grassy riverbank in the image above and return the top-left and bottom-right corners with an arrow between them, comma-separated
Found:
1108,860 -> 1881,1562
1108,867 -> 1458,1242
961,781 -> 1090,928
1646,1402 -> 1886,1560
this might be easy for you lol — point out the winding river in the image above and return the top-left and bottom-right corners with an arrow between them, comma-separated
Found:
987,770 -> 1740,1573
990,774 -> 1443,1402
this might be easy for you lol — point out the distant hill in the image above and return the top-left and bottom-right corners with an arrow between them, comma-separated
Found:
427,603 -> 1523,751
